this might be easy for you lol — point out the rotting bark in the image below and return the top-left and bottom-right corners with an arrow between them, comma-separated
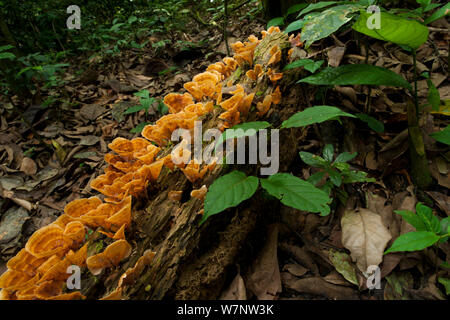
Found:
81,32 -> 314,300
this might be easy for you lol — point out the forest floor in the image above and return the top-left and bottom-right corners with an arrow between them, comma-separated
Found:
0,5 -> 449,300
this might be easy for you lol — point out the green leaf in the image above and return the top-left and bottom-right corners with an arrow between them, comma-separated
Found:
285,20 -> 306,33
297,1 -> 339,18
260,173 -> 331,215
299,64 -> 412,90
157,101 -> 169,115
328,169 -> 342,187
440,217 -> 450,236
304,60 -> 324,73
430,125 -> 450,145
300,152 -> 328,168
202,171 -> 259,224
427,79 -> 441,111
323,144 -> 334,162
307,171 -> 326,186
284,59 -> 315,70
352,11 -> 429,50
285,59 -> 324,74
134,89 -> 150,99
342,170 -> 374,183
124,105 -> 146,115
0,45 -> 14,52
395,210 -> 427,231
416,203 -> 440,233
356,113 -> 385,133
281,106 -> 355,129
385,231 -> 440,254
267,17 -> 285,28
287,3 -> 308,16
424,3 -> 450,24
130,122 -> 152,133
334,152 -> 357,164
215,121 -> 271,150
0,52 -> 15,60
328,250 -> 358,285
301,4 -> 361,48
438,277 -> 450,295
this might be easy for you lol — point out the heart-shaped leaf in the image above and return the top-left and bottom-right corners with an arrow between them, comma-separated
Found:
260,173 -> 330,215
202,171 -> 259,224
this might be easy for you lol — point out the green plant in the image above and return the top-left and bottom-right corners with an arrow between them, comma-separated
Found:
202,106 -> 363,224
300,144 -> 375,196
385,203 -> 449,254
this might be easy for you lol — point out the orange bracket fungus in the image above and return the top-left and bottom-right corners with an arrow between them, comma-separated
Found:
1,27 -> 286,300
191,185 -> 208,201
86,239 -> 132,276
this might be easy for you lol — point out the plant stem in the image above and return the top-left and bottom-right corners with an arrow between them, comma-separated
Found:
223,0 -> 231,56
406,51 -> 432,188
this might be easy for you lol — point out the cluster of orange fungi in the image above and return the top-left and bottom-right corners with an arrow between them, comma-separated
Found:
0,26 -> 299,300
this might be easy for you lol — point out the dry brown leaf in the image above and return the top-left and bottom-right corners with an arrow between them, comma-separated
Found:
281,273 -> 359,300
245,224 -> 281,300
20,157 -> 37,176
219,272 -> 247,300
341,208 -> 392,273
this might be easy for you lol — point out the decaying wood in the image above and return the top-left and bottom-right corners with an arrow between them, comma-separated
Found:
80,32 -> 314,300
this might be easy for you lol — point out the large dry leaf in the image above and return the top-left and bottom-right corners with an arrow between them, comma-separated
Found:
245,224 -> 281,300
219,272 -> 247,300
341,208 -> 392,273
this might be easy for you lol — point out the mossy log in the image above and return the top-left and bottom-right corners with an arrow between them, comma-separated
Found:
81,32 -> 314,300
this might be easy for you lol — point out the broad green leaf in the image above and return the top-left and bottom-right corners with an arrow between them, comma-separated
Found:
128,15 -> 138,24
307,171 -> 326,186
124,104 -> 146,114
334,152 -> 357,164
260,173 -> 330,215
329,250 -> 358,285
301,4 -> 361,48
304,60 -> 324,73
0,52 -> 15,60
215,121 -> 271,150
134,89 -> 150,99
440,217 -> 450,236
385,231 -> 440,254
323,144 -> 334,162
283,59 -> 315,70
298,64 -> 412,90
328,170 -> 342,187
342,170 -> 374,183
282,106 -> 355,129
356,113 -> 385,133
202,171 -> 259,224
352,11 -> 429,50
0,45 -> 14,52
157,101 -> 169,115
430,125 -> 450,145
287,3 -> 308,16
416,203 -> 440,233
297,1 -> 339,17
427,79 -> 441,111
438,277 -> 450,295
299,152 -> 328,168
267,17 -> 284,28
424,3 -> 450,24
285,20 -> 306,33
395,210 -> 427,231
